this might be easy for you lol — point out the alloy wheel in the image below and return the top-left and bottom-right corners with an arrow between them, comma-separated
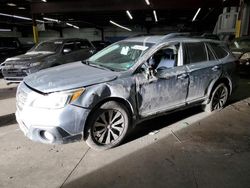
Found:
92,109 -> 125,145
212,86 -> 228,110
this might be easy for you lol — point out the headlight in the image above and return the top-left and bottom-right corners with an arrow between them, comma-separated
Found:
30,62 -> 42,67
31,88 -> 85,109
240,52 -> 250,60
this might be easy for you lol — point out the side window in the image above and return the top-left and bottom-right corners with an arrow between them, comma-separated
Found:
148,44 -> 180,70
185,42 -> 207,64
209,43 -> 228,59
75,40 -> 91,50
62,42 -> 75,54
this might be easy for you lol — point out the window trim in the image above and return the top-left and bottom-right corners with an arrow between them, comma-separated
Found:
205,43 -> 217,61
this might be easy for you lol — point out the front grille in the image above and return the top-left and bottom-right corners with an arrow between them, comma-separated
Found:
17,88 -> 28,111
2,68 -> 28,78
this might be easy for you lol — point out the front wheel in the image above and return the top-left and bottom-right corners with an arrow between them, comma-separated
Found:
204,83 -> 229,112
85,101 -> 130,151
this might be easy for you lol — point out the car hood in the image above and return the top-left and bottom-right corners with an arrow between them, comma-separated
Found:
4,51 -> 54,65
24,61 -> 119,93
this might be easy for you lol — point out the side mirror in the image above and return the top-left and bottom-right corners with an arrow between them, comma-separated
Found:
63,48 -> 72,54
89,49 -> 95,54
140,62 -> 155,79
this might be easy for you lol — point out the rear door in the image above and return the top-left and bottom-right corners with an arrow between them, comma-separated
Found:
184,42 -> 222,103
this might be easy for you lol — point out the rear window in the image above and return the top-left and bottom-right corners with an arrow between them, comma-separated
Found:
185,42 -> 207,64
209,43 -> 228,59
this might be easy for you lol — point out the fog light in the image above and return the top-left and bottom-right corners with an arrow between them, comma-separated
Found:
40,130 -> 55,142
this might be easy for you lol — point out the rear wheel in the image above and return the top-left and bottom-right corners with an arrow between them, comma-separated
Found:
204,83 -> 229,112
85,101 -> 130,151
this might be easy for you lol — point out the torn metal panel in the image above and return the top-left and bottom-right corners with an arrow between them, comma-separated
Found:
135,66 -> 189,117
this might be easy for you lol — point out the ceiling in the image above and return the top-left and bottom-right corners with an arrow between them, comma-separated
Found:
0,0 -> 240,33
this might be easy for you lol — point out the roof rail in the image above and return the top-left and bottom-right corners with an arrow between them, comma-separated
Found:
126,33 -> 156,39
160,32 -> 191,41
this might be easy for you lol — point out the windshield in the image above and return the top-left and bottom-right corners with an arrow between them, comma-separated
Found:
88,41 -> 154,71
31,41 -> 62,53
230,39 -> 250,49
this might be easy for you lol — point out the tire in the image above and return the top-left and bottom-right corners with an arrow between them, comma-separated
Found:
204,83 -> 229,112
85,101 -> 130,151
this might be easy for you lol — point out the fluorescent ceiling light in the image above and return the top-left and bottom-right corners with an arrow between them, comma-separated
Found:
126,10 -> 133,20
42,0 -> 47,2
109,20 -> 132,31
13,15 -> 32,21
145,0 -> 150,5
0,13 -> 32,21
192,8 -> 201,22
0,28 -> 11,32
18,7 -> 26,10
43,17 -> 60,23
73,25 -> 79,29
66,23 -> 73,27
66,22 -> 79,29
0,13 -> 44,23
7,3 -> 16,6
153,10 -> 158,22
36,19 -> 45,23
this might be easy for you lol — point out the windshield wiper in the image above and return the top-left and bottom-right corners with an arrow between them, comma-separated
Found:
89,63 -> 114,71
81,59 -> 91,65
81,60 -> 115,71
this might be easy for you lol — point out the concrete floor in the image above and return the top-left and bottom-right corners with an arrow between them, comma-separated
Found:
0,77 -> 250,188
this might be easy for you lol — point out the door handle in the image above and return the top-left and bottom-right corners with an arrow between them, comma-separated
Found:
212,66 -> 220,71
177,73 -> 188,80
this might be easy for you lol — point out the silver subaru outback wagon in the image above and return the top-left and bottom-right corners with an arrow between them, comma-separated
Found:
16,34 -> 238,150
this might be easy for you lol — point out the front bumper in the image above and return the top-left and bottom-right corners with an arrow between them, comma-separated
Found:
16,82 -> 91,144
2,67 -> 28,83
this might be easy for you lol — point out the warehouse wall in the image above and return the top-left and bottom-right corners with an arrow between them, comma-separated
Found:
63,28 -> 101,41
0,25 -> 177,45
0,31 -> 22,37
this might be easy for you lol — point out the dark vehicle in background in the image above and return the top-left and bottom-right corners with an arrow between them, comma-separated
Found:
16,34 -> 238,150
229,36 -> 250,75
2,38 -> 96,83
0,37 -> 31,75
91,40 -> 111,51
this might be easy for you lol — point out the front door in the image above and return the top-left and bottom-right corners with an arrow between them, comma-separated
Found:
135,44 -> 189,117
